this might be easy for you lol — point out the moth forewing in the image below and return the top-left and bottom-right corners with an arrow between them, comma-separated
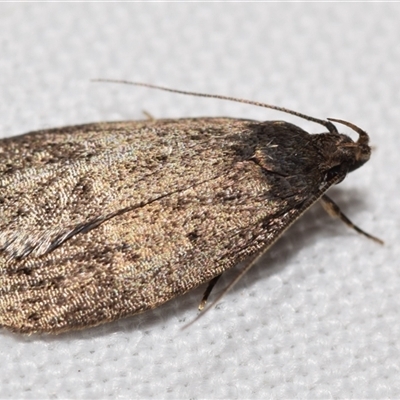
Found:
0,83 -> 379,334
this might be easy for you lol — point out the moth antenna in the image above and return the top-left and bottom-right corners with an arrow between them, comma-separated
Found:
93,79 -> 339,134
328,117 -> 370,145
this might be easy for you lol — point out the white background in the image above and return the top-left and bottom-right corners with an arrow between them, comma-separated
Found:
0,3 -> 398,399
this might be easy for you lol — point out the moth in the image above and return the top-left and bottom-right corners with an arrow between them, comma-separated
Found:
0,81 -> 381,334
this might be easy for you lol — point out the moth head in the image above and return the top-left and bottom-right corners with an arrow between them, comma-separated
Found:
315,119 -> 371,182
329,118 -> 371,172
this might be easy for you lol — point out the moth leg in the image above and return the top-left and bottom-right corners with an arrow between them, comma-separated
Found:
321,195 -> 383,244
142,110 -> 155,120
199,275 -> 222,311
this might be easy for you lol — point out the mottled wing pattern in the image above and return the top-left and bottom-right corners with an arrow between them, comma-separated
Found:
0,118 -> 329,333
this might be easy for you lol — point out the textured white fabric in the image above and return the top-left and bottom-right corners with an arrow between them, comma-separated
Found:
0,3 -> 399,399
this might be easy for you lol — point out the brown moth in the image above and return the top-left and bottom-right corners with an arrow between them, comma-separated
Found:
0,81 -> 381,334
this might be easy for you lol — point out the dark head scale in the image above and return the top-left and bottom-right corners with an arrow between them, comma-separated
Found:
327,118 -> 371,173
